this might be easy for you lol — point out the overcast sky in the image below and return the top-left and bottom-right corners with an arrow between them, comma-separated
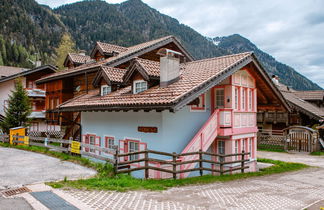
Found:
37,0 -> 324,88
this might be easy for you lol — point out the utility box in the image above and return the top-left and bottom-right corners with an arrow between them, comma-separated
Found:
9,127 -> 27,145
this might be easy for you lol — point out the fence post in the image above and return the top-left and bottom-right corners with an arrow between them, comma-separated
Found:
199,149 -> 203,176
241,150 -> 245,173
113,147 -> 119,176
144,150 -> 149,179
220,155 -> 224,175
172,152 -> 177,179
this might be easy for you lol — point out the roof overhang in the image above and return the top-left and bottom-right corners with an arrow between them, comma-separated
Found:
57,53 -> 290,113
0,65 -> 57,84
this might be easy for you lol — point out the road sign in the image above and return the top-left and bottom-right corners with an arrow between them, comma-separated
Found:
71,141 -> 80,154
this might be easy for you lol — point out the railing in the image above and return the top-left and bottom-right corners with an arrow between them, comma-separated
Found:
29,110 -> 46,118
25,89 -> 46,97
180,110 -> 218,177
115,149 -> 250,179
219,108 -> 233,127
257,129 -> 285,150
0,134 -> 115,163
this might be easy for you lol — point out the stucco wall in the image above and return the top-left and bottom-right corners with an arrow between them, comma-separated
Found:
0,78 -> 26,116
81,90 -> 211,154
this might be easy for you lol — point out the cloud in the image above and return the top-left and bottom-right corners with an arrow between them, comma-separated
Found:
36,0 -> 324,88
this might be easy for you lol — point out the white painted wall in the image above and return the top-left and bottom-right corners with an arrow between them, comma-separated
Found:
81,90 -> 212,154
0,78 -> 26,116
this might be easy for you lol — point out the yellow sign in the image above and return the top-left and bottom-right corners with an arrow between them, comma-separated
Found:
9,127 -> 26,145
71,141 -> 81,154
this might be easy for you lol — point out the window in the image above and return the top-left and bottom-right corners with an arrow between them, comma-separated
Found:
248,89 -> 252,110
105,137 -> 114,149
218,140 -> 225,162
235,140 -> 238,160
101,85 -> 111,96
133,80 -> 147,94
242,89 -> 246,110
191,94 -> 205,111
242,138 -> 246,152
89,135 -> 95,153
249,138 -> 253,158
235,87 -> 238,110
129,141 -> 139,160
215,89 -> 224,108
30,122 -> 39,132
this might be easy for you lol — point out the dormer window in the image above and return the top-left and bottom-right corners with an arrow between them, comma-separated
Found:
101,85 -> 111,96
133,80 -> 147,94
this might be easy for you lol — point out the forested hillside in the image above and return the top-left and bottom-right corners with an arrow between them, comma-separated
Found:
0,0 -> 321,90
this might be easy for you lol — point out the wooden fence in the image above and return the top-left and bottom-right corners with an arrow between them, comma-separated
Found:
257,130 -> 285,151
0,134 -> 115,164
115,149 -> 250,179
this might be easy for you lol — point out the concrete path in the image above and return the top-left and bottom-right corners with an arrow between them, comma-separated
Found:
0,147 -> 96,190
57,151 -> 324,210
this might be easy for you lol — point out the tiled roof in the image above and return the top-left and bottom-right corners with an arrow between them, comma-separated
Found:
136,58 -> 160,77
293,90 -> 324,101
0,66 -> 26,77
101,66 -> 126,83
97,42 -> 128,55
280,87 -> 324,119
37,36 -> 176,84
58,52 -> 252,111
68,53 -> 92,64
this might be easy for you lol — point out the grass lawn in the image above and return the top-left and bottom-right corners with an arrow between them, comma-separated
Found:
310,151 -> 324,156
257,144 -> 287,153
48,158 -> 309,192
0,142 -> 309,192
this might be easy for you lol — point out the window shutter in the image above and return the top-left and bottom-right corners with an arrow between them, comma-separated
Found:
81,135 -> 86,152
85,135 -> 89,152
95,136 -> 101,155
119,140 -> 126,161
139,142 -> 147,166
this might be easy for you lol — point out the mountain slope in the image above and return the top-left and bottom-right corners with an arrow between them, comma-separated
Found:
213,34 -> 322,90
0,0 -> 66,65
0,0 -> 321,90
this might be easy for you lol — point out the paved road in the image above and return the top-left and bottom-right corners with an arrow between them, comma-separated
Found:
0,147 -> 96,190
59,152 -> 324,210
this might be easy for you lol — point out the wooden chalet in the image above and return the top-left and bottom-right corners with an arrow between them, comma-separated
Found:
63,52 -> 93,69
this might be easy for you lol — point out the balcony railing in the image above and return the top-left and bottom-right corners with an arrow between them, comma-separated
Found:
26,88 -> 46,97
29,110 -> 46,118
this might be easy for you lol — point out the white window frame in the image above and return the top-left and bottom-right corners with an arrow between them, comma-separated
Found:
235,140 -> 238,160
218,140 -> 225,162
101,85 -> 111,96
215,88 -> 225,108
133,80 -> 148,94
128,141 -> 139,160
89,135 -> 96,153
234,87 -> 239,110
242,88 -> 246,110
248,89 -> 252,110
249,138 -> 253,158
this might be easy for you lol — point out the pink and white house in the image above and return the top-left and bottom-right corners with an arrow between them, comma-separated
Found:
45,36 -> 289,178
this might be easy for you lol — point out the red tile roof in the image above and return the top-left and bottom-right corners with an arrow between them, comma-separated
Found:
136,58 -> 160,78
96,42 -> 128,55
58,52 -> 252,111
101,66 -> 126,83
67,53 -> 92,64
37,36 -> 192,84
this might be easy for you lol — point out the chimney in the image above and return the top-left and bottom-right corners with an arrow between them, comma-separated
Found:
79,50 -> 86,56
157,48 -> 183,88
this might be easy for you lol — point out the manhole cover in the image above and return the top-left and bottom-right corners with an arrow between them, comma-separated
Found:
1,187 -> 31,197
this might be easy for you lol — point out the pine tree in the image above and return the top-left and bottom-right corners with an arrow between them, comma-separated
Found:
0,79 -> 32,133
